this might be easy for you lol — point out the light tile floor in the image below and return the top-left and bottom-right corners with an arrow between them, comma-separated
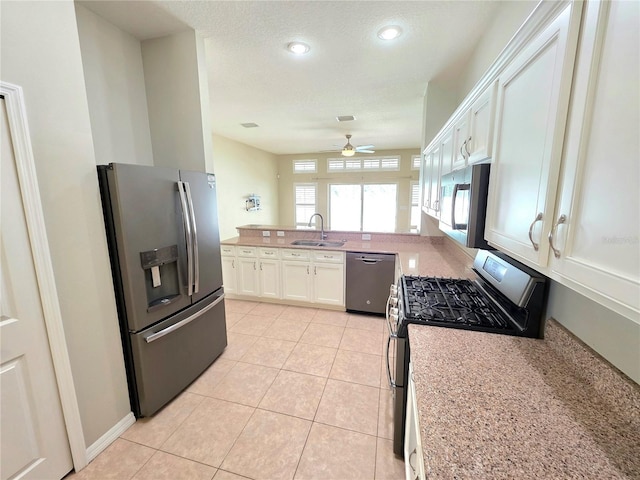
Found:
67,299 -> 405,480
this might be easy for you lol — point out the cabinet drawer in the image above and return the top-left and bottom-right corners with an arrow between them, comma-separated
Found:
280,249 -> 310,261
236,246 -> 257,258
259,247 -> 280,259
220,245 -> 236,257
312,251 -> 345,263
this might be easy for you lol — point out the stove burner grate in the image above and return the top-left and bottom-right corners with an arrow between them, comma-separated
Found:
402,276 -> 511,330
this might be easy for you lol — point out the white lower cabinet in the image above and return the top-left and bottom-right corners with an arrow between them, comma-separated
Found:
281,249 -> 313,302
258,248 -> 281,299
220,246 -> 237,295
225,246 -> 346,307
405,362 -> 426,480
312,251 -> 345,306
237,256 -> 259,296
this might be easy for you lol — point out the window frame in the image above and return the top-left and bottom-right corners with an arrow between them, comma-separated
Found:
292,159 -> 317,174
410,181 -> 420,232
293,183 -> 318,228
327,181 -> 399,232
327,155 -> 400,172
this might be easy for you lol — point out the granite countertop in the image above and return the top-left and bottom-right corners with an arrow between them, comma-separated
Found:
408,321 -> 640,479
221,235 -> 472,278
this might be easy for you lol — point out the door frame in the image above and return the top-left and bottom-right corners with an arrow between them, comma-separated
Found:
1,81 -> 87,470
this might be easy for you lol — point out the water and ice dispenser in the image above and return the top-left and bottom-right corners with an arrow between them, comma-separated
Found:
140,245 -> 182,312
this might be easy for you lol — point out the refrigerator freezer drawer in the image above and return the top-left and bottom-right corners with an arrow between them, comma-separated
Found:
130,290 -> 227,417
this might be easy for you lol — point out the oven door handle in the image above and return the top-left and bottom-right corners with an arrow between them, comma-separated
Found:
385,334 -> 397,389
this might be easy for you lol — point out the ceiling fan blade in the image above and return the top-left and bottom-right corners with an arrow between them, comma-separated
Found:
357,149 -> 375,154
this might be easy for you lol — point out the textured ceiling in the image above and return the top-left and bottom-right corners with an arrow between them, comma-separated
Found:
80,1 -> 503,155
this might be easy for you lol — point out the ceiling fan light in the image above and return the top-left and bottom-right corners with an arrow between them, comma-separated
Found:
377,26 -> 402,40
287,42 -> 310,55
342,148 -> 355,157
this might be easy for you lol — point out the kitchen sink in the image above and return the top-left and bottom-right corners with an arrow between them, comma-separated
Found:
290,239 -> 344,248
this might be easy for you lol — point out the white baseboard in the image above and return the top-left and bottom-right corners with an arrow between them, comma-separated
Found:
85,412 -> 136,463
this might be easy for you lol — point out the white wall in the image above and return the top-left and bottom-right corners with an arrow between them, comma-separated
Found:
0,0 -> 130,446
213,134 -> 279,240
142,31 -> 212,172
75,4 -> 153,166
457,0 -> 538,101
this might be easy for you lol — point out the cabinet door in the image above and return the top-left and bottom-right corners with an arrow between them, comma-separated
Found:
549,0 -> 639,319
237,257 -> 259,296
428,145 -> 440,215
221,256 -> 237,295
259,259 -> 281,299
439,128 -> 454,177
281,260 -> 312,302
485,4 -> 579,267
422,149 -> 433,210
468,82 -> 497,164
313,262 -> 344,306
404,363 -> 426,480
452,112 -> 470,171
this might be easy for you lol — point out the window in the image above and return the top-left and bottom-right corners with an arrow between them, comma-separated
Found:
293,159 -> 317,173
410,182 -> 420,232
326,156 -> 400,172
329,183 -> 397,232
294,184 -> 317,227
411,155 -> 421,170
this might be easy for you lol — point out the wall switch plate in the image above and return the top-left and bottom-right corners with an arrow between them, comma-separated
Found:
277,231 -> 285,237
262,231 -> 271,237
362,233 -> 372,240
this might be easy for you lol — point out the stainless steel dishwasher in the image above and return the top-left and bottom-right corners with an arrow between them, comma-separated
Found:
346,252 -> 396,315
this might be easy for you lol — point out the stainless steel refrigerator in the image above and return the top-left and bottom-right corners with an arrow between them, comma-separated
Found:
98,163 -> 227,417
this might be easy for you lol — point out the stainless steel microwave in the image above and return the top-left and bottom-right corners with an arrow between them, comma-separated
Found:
439,164 -> 492,249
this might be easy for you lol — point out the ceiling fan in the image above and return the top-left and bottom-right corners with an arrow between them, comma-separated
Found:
325,134 -> 375,157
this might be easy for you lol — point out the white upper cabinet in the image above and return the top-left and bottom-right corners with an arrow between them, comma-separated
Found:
485,3 -> 581,267
439,128 -> 454,177
548,0 -> 639,320
452,112 -> 470,171
467,82 -> 497,165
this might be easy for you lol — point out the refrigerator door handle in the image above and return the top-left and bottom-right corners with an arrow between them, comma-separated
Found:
184,182 -> 199,294
177,181 -> 194,296
144,293 -> 225,343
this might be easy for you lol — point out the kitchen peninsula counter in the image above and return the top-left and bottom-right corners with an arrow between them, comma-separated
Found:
408,320 -> 640,479
221,234 -> 471,278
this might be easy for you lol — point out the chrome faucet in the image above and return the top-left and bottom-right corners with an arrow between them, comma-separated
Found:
308,213 -> 327,240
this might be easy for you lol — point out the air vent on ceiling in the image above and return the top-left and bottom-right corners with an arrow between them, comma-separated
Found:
241,122 -> 259,128
336,115 -> 356,122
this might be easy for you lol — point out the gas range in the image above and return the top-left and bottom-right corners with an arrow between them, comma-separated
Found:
388,250 -> 549,456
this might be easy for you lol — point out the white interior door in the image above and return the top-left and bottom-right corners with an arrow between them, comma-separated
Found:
1,97 -> 73,479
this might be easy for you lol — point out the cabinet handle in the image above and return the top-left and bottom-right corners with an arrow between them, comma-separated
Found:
528,213 -> 543,251
307,265 -> 309,274
314,266 -> 317,275
460,142 -> 466,159
409,448 -> 417,473
466,136 -> 472,156
548,214 -> 566,258
260,262 -> 263,271
232,259 -> 234,268
253,261 -> 256,270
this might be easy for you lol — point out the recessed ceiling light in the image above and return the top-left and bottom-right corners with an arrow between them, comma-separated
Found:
241,122 -> 259,128
287,42 -> 310,55
336,115 -> 356,122
377,26 -> 402,40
